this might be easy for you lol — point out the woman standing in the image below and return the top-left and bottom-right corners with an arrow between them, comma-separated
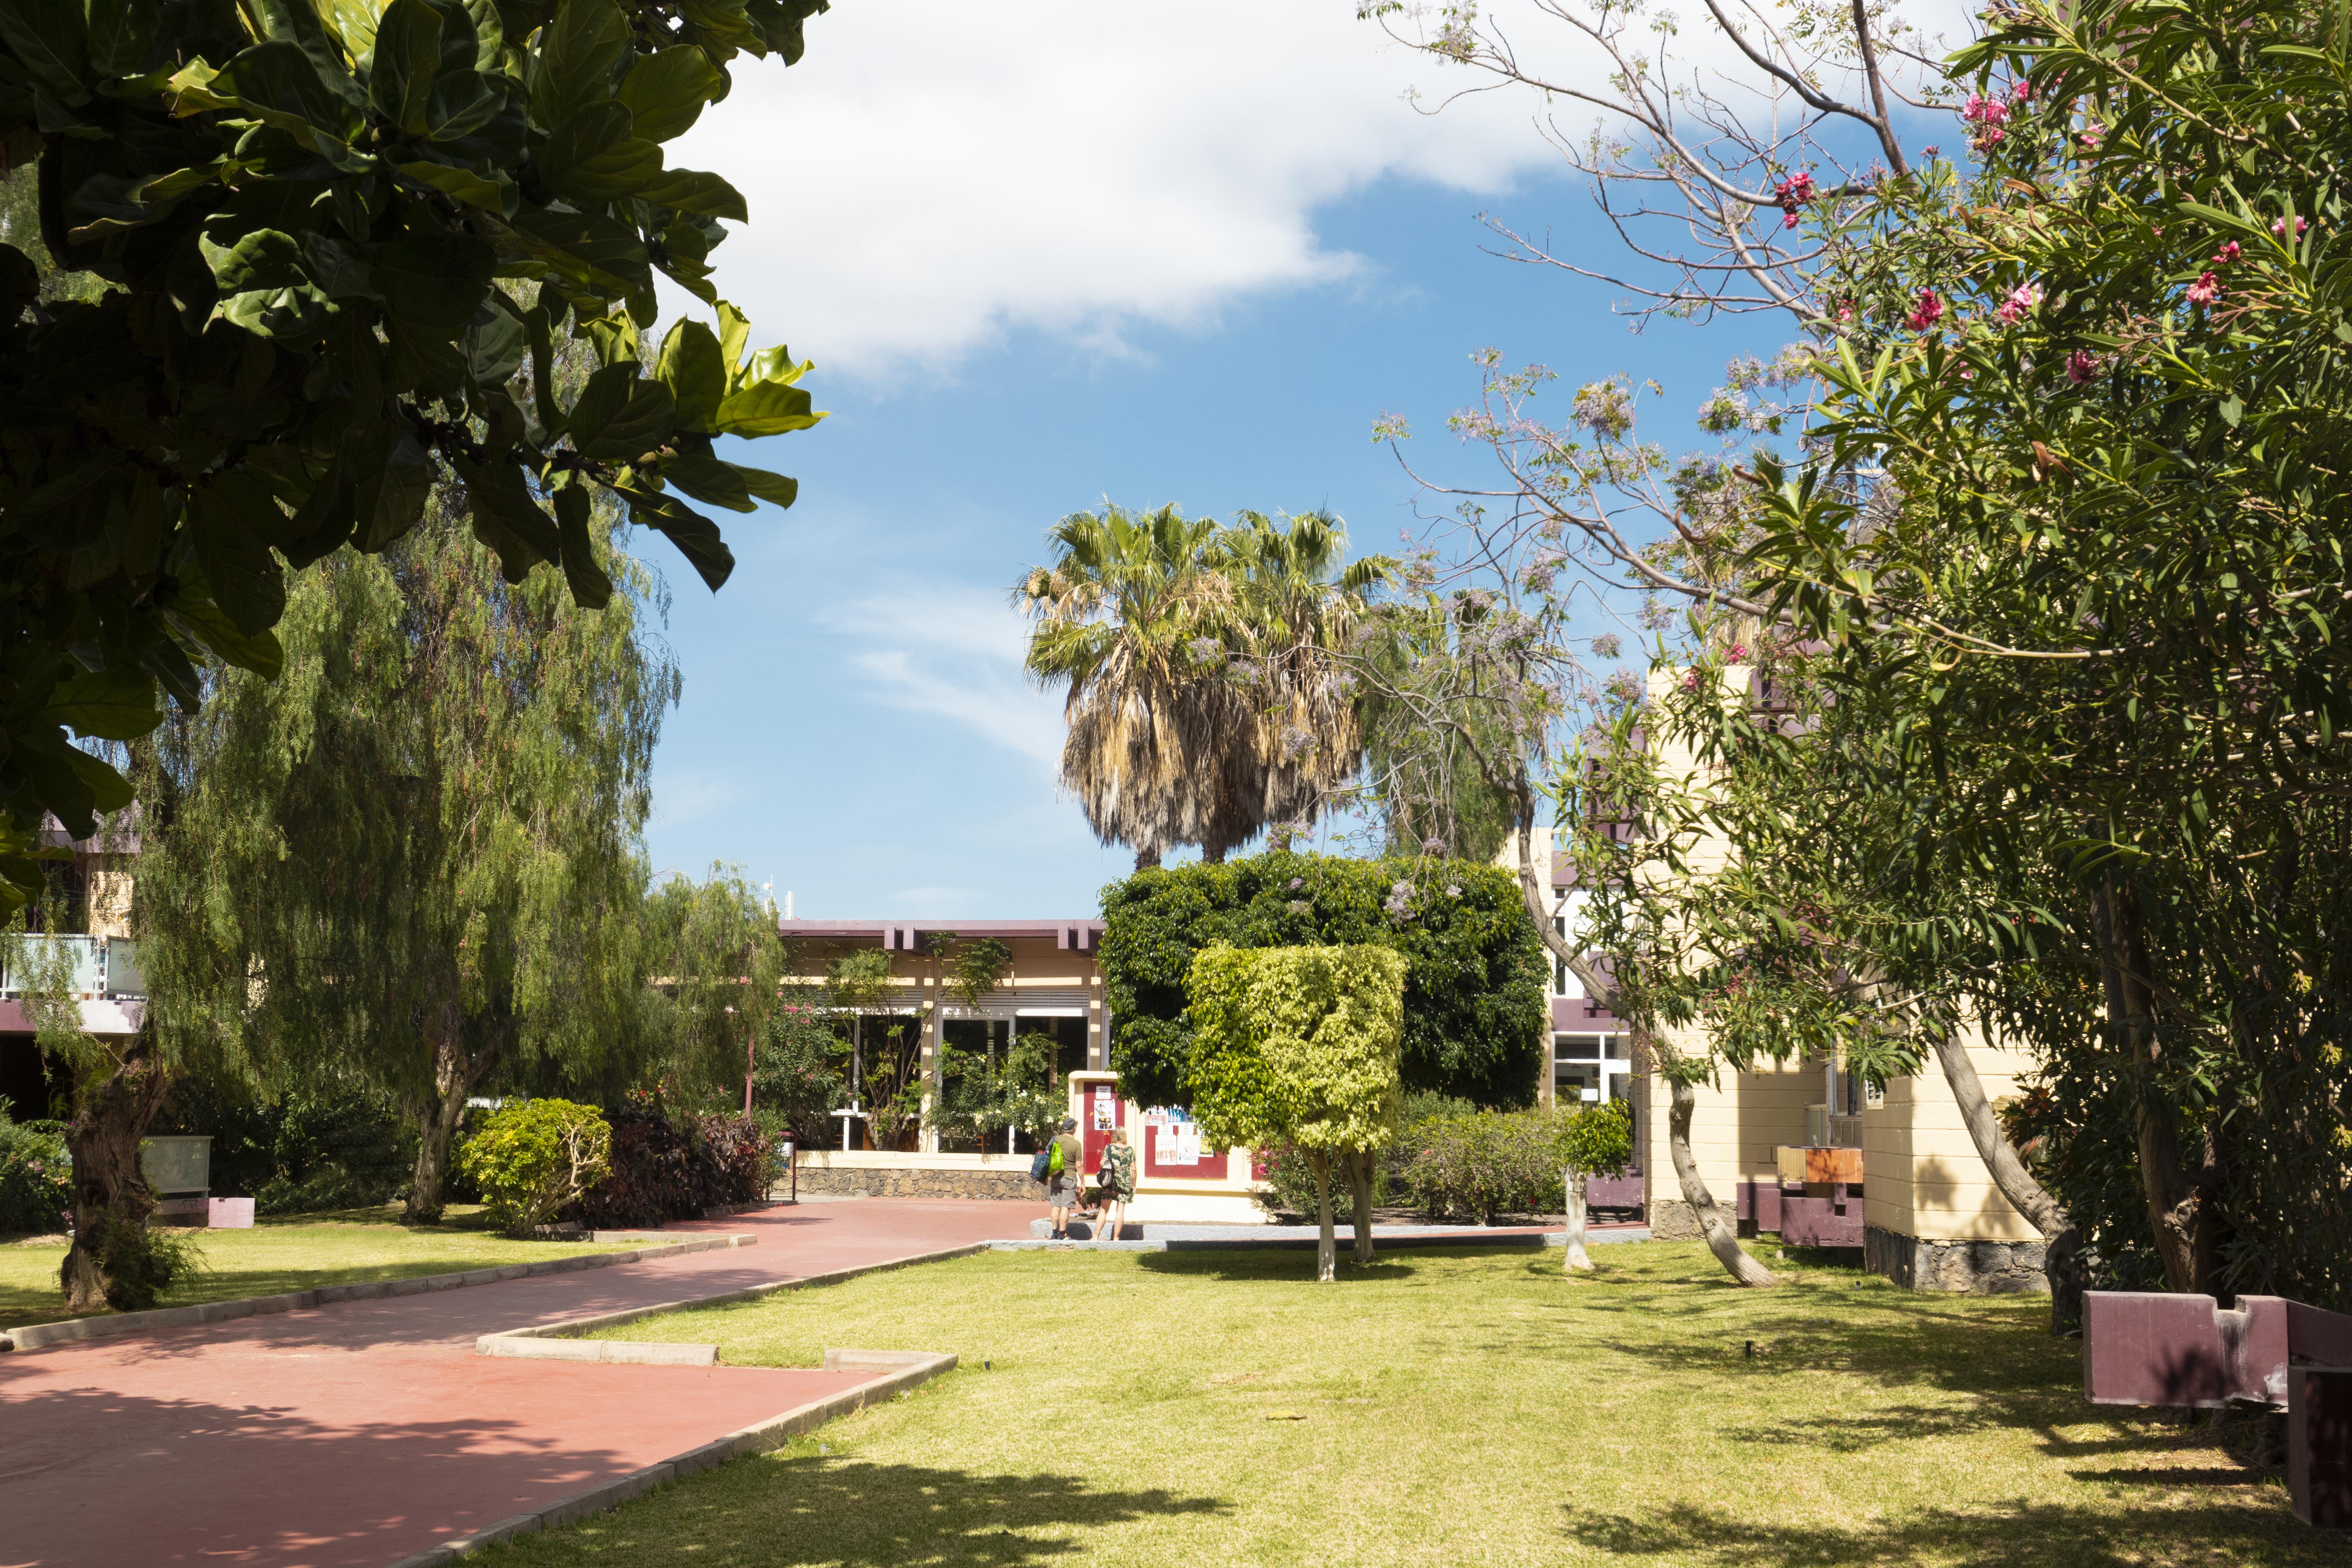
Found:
1096,1125 -> 1137,1241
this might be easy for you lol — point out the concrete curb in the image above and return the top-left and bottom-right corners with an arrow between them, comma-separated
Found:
1,1233 -> 758,1354
387,1347 -> 960,1565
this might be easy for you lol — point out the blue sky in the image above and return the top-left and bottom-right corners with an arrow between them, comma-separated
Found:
638,3 -> 1796,919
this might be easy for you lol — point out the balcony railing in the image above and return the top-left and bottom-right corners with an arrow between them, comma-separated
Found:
0,935 -> 145,1000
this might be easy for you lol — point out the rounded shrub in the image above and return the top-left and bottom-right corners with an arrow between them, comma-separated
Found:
457,1099 -> 612,1238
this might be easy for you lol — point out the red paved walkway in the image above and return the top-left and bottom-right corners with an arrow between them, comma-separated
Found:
0,1199 -> 1042,1568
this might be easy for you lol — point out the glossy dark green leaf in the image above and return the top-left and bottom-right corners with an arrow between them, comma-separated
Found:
552,481 -> 615,608
655,318 -> 726,431
637,167 -> 746,222
201,225 -> 306,293
0,0 -> 91,102
44,665 -> 163,741
566,363 -> 677,461
354,424 -> 433,550
165,562 -> 287,679
621,485 -> 733,591
86,0 -> 168,80
533,0 -> 628,124
367,0 -> 444,130
615,46 -> 723,142
372,232 -> 495,332
188,474 -> 289,637
729,461 -> 799,509
660,450 -> 753,512
452,449 -> 561,581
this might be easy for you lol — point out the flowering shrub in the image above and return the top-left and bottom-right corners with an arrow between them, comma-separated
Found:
0,1108 -> 70,1236
458,1100 -> 612,1239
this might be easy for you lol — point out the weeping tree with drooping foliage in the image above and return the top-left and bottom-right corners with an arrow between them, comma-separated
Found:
1185,943 -> 1406,1281
132,486 -> 675,1247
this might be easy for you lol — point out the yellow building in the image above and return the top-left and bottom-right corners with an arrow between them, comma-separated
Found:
1514,669 -> 2049,1292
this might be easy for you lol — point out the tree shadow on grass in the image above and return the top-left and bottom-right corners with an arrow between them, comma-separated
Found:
1131,1244 -> 1541,1285
1561,1495 -> 2332,1567
533,1454 -> 1231,1567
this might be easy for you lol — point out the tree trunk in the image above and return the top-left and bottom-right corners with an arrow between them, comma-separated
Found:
1346,1149 -> 1377,1265
1563,1167 -> 1594,1273
1665,1069 -> 1777,1287
1310,1151 -> 1336,1282
1133,846 -> 1162,872
60,1035 -> 175,1315
2088,878 -> 2220,1295
405,1010 -> 496,1224
1929,1027 -> 2085,1332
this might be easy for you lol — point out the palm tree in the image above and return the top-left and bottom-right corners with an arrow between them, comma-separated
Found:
1017,504 -> 1245,870
1017,505 -> 1392,869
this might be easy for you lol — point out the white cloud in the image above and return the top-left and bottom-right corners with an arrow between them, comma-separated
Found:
671,2 -> 1576,378
820,584 -> 1065,767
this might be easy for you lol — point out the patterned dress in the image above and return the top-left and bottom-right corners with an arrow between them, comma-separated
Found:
1100,1140 -> 1138,1202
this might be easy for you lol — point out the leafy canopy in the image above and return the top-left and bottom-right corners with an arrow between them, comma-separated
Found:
0,0 -> 827,903
1183,943 -> 1406,1158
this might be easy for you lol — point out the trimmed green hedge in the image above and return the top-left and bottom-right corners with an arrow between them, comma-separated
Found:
1100,851 -> 1548,1109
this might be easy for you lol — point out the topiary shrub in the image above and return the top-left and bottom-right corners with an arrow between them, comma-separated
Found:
0,1108 -> 71,1236
1101,850 -> 1548,1111
458,1100 -> 612,1239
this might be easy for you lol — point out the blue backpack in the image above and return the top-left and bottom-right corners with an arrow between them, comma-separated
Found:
1030,1143 -> 1054,1182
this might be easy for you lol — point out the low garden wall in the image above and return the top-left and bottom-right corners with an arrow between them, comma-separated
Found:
1865,1225 -> 2048,1295
790,1152 -> 1039,1203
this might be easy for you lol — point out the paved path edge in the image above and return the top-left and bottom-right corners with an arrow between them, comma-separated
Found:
382,1349 -> 958,1567
0,1234 -> 758,1354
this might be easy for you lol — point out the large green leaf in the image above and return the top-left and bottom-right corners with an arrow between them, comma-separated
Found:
655,318 -> 727,431
498,203 -> 649,298
215,38 -> 364,140
566,363 -> 677,460
713,377 -> 821,437
730,461 -> 799,509
616,46 -> 723,142
637,167 -> 746,222
44,666 -> 163,741
354,423 -> 433,550
165,562 -> 287,677
452,449 -> 561,580
533,0 -> 628,124
188,474 -> 289,637
201,225 -> 306,293
0,0 -> 91,103
552,480 -> 615,608
621,484 -> 734,590
367,0 -> 445,131
660,450 -> 753,512
541,102 -> 662,202
86,0 -> 168,80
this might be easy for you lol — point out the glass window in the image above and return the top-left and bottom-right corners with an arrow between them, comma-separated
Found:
1554,1034 -> 1603,1061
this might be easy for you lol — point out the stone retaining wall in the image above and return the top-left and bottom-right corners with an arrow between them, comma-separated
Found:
1865,1224 -> 2048,1294
1644,1198 -> 1740,1242
793,1163 -> 1038,1202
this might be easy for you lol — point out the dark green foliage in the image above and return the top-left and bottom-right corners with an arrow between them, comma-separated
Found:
1099,851 -> 1547,1111
751,1000 -> 846,1144
0,0 -> 828,906
1252,1091 -> 1477,1218
1402,1102 -> 1632,1225
85,1214 -> 201,1312
153,1076 -> 418,1215
0,1106 -> 70,1235
566,1106 -> 766,1229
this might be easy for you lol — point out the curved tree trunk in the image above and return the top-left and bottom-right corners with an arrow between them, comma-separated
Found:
61,1030 -> 175,1315
1563,1167 -> 1593,1272
1929,1028 -> 2086,1332
1666,1070 -> 1777,1287
1347,1149 -> 1377,1265
1309,1151 -> 1337,1282
406,1007 -> 499,1225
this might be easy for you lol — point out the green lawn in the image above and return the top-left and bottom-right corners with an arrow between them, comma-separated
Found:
0,1205 -> 623,1327
458,1241 -> 2327,1568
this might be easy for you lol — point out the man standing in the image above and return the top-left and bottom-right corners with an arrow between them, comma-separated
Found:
1047,1116 -> 1084,1240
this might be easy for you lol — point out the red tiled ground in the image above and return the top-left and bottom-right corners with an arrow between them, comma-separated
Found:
0,1199 -> 1042,1568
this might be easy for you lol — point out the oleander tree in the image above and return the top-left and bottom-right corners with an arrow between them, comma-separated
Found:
0,0 -> 828,908
1185,943 -> 1407,1281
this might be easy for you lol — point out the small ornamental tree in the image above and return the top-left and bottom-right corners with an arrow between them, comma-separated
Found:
1186,944 -> 1407,1281
459,1097 -> 611,1238
1559,1098 -> 1633,1274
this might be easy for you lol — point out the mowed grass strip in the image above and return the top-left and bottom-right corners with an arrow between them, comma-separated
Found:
468,1242 -> 2323,1567
0,1204 -> 621,1326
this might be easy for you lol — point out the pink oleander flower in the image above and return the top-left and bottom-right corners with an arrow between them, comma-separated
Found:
2186,271 -> 2221,305
1727,643 -> 1750,662
1993,281 -> 2044,326
2011,79 -> 2032,103
2212,241 -> 2241,265
2078,123 -> 2105,149
2065,350 -> 2099,384
1773,172 -> 1817,229
1963,93 -> 2011,127
2273,216 -> 2309,238
1904,289 -> 1944,331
